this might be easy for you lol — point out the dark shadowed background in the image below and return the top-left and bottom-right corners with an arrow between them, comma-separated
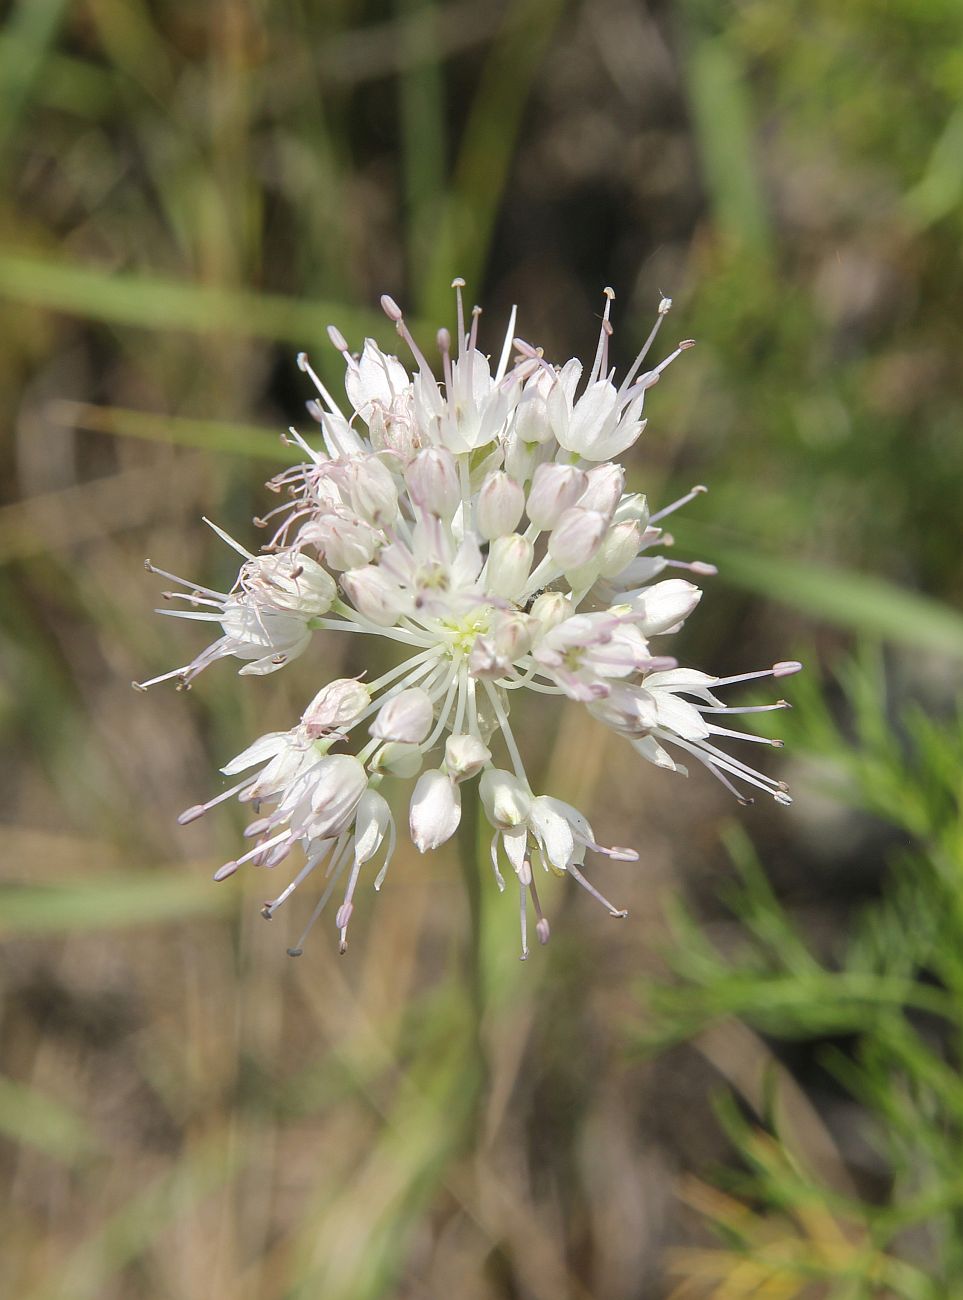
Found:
2,2 -> 963,1297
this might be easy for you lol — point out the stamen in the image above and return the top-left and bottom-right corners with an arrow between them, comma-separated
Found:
699,701 -> 790,715
132,666 -> 188,691
233,829 -> 292,869
281,425 -> 321,463
622,340 -> 695,403
143,560 -> 224,600
285,854 -> 350,956
528,870 -> 549,945
482,680 -> 529,785
452,277 -> 466,357
296,352 -> 344,417
327,325 -> 350,355
518,876 -> 529,960
437,328 -> 454,395
617,297 -> 673,396
590,287 -> 616,384
712,662 -> 803,689
493,305 -> 518,383
468,304 -> 481,355
380,294 -> 403,322
664,559 -> 719,576
567,860 -> 628,918
262,846 -> 332,918
389,306 -> 433,375
706,724 -> 784,746
649,484 -> 708,524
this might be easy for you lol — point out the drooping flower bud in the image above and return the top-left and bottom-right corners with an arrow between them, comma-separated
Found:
409,768 -> 462,851
444,733 -> 491,783
370,741 -> 424,779
370,686 -> 434,744
479,768 -> 532,829
302,678 -> 371,736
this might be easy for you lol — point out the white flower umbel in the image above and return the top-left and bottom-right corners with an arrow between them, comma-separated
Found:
140,283 -> 799,958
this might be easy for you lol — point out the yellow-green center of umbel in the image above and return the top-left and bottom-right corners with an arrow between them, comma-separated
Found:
438,608 -> 492,657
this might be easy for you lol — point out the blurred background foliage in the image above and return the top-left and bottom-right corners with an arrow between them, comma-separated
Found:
1,1 -> 962,1297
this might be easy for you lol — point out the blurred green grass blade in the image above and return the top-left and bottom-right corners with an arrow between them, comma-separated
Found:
0,41 -> 116,118
423,0 -> 567,315
48,400 -> 295,462
288,1032 -> 477,1300
0,252 -> 398,347
0,872 -> 233,936
45,1133 -> 237,1300
398,0 -> 446,292
0,0 -> 71,165
0,1076 -> 99,1164
676,519 -> 963,656
684,34 -> 772,254
905,106 -> 963,229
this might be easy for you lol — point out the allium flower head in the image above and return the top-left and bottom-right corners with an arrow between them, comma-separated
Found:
139,283 -> 799,957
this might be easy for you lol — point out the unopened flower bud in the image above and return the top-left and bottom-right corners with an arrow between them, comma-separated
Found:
614,492 -> 649,526
370,686 -> 433,744
598,520 -> 643,578
303,677 -> 370,736
444,733 -> 491,783
409,769 -> 462,851
341,565 -> 405,626
548,507 -> 607,572
371,741 -> 424,779
578,463 -> 624,519
528,590 -> 570,633
476,470 -> 525,539
480,768 -> 531,829
348,457 -> 398,526
634,578 -> 701,636
303,514 -> 380,571
405,446 -> 460,517
526,463 -> 588,530
491,609 -> 534,660
486,533 -> 534,600
514,376 -> 554,444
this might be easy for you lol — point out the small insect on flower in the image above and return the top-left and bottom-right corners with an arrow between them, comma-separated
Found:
137,283 -> 799,958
